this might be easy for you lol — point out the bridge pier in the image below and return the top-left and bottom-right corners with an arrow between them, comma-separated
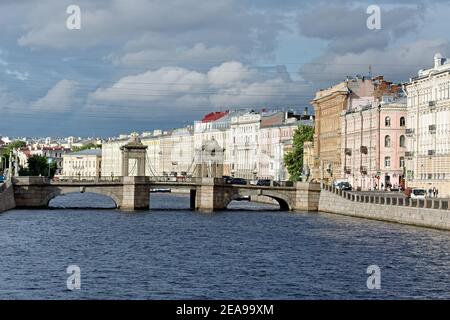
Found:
120,176 -> 149,210
195,178 -> 231,212
293,182 -> 321,211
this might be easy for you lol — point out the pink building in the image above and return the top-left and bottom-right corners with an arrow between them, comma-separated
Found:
341,96 -> 407,190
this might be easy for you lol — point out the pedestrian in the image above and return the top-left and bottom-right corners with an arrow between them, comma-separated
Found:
433,186 -> 437,198
428,187 -> 433,198
436,189 -> 439,198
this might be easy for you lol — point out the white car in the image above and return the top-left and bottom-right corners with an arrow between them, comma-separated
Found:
410,188 -> 426,199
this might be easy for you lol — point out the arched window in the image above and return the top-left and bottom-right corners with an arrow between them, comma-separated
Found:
400,117 -> 406,127
385,135 -> 391,147
385,116 -> 391,127
400,135 -> 406,148
385,157 -> 391,168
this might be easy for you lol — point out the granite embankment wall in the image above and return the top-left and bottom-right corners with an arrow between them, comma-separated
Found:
0,182 -> 16,213
319,187 -> 450,231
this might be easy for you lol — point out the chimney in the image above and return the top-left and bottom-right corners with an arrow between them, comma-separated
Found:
434,53 -> 446,68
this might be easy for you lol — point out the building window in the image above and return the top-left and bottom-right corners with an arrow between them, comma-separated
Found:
400,117 -> 406,127
385,116 -> 391,127
400,157 -> 405,168
385,135 -> 391,148
400,135 -> 406,148
385,156 -> 391,168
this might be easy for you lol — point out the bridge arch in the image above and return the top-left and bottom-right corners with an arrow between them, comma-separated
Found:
44,187 -> 121,209
226,189 -> 293,211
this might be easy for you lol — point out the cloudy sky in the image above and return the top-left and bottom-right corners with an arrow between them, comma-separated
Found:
1,0 -> 449,137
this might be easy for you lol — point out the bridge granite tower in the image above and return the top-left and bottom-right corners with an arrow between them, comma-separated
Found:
120,134 -> 149,210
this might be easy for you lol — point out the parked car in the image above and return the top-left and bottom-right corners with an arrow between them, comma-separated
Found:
336,181 -> 352,191
223,176 -> 233,184
0,175 -> 5,183
410,188 -> 426,199
256,179 -> 271,186
230,178 -> 247,185
332,179 -> 349,188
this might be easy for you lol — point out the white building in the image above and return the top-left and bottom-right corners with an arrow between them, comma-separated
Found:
259,113 -> 313,181
404,53 -> 450,196
229,111 -> 261,179
62,149 -> 102,178
100,109 -> 313,181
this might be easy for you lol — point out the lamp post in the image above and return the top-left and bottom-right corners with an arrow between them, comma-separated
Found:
0,155 -> 6,173
47,158 -> 53,179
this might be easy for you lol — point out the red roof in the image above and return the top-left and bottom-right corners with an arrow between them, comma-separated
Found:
201,111 -> 229,123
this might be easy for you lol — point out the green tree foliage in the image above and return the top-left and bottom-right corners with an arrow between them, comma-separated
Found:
283,125 -> 314,182
72,143 -> 101,152
19,155 -> 57,178
0,140 -> 27,169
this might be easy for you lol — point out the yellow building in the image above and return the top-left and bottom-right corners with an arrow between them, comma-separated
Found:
311,82 -> 350,182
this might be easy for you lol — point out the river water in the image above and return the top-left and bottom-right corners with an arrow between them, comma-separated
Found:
0,193 -> 449,299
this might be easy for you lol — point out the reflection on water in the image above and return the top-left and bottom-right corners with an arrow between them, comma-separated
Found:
1,192 -> 449,299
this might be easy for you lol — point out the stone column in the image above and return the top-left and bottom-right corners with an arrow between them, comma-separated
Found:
293,182 -> 321,211
195,177 -> 230,212
121,176 -> 149,210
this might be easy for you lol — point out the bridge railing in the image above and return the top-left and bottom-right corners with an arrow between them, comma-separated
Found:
148,176 -> 202,184
322,183 -> 450,211
54,176 -> 203,184
54,176 -> 124,183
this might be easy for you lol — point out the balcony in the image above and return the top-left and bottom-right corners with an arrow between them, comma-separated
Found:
406,128 -> 415,136
429,100 -> 436,109
405,151 -> 414,159
344,148 -> 352,156
360,146 -> 368,154
428,150 -> 435,156
429,124 -> 436,134
360,166 -> 368,175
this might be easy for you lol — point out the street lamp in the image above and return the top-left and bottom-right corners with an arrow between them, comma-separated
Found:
47,158 -> 53,179
0,155 -> 6,173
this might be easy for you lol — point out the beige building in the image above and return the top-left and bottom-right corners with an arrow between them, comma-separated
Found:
312,76 -> 401,183
404,53 -> 450,196
62,149 -> 102,178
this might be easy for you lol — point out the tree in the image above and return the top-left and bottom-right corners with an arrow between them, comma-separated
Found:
284,125 -> 314,182
1,140 -> 26,170
19,155 -> 57,178
72,143 -> 101,152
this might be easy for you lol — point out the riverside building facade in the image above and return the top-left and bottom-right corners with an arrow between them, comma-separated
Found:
100,109 -> 313,181
311,75 -> 402,183
404,53 -> 450,197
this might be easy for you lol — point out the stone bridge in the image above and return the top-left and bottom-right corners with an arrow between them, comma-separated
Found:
12,176 -> 321,212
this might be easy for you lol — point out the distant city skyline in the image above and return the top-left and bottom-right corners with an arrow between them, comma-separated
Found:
1,0 -> 450,136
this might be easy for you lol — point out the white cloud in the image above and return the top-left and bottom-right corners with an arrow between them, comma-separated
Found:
113,43 -> 241,68
300,39 -> 450,87
89,61 -> 310,114
5,69 -> 29,81
32,80 -> 81,112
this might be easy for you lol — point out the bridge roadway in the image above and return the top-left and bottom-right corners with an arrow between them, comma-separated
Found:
12,176 -> 321,212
